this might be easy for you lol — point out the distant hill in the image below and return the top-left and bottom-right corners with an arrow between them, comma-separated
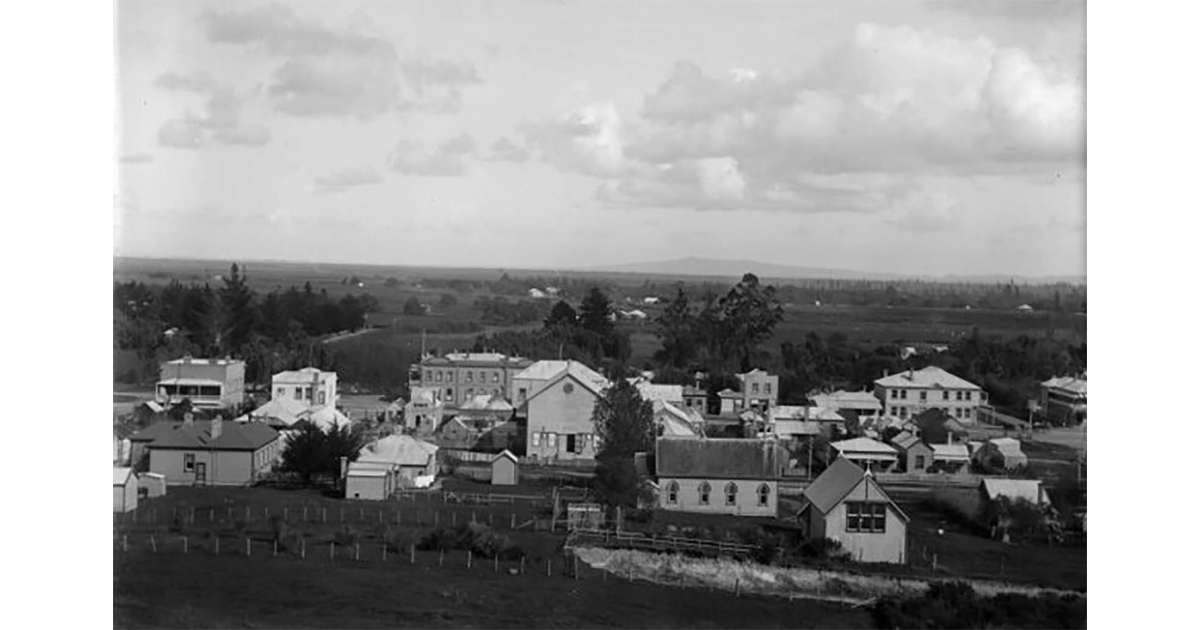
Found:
583,257 -> 1085,285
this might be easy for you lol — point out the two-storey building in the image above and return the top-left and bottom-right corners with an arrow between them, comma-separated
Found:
407,353 -> 534,407
155,357 -> 246,410
1040,375 -> 1086,425
737,369 -> 779,411
271,367 -> 337,408
515,360 -> 611,461
874,367 -> 986,424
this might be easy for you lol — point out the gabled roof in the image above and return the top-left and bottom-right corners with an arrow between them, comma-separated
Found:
774,419 -> 821,437
654,401 -> 701,438
890,431 -> 922,450
272,367 -> 332,382
514,360 -> 610,394
459,393 -> 514,412
407,386 -> 443,406
1042,376 -> 1086,395
300,406 -> 351,431
831,437 -> 900,457
981,478 -> 1045,505
737,369 -> 773,380
358,435 -> 438,468
809,390 -> 882,410
248,397 -> 309,426
875,366 -> 981,390
988,437 -> 1026,455
524,365 -> 610,403
771,405 -> 845,423
635,382 -> 684,404
930,443 -> 971,461
681,385 -> 706,397
113,467 -> 134,485
492,449 -> 518,464
801,458 -> 909,521
717,388 -> 741,398
131,420 -> 280,451
912,409 -> 970,441
656,439 -> 785,480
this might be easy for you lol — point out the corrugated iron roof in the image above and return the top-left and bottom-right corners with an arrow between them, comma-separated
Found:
981,478 -> 1044,504
358,435 -> 438,468
875,366 -> 982,390
801,458 -> 909,522
132,420 -> 279,451
656,439 -> 785,480
831,437 -> 899,456
113,467 -> 134,485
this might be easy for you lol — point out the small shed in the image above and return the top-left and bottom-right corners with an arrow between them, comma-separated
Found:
113,467 -> 138,513
138,472 -> 167,498
345,464 -> 391,501
490,450 -> 519,486
566,503 -> 604,530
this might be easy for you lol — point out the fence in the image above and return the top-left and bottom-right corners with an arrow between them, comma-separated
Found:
439,449 -> 496,464
564,528 -> 757,560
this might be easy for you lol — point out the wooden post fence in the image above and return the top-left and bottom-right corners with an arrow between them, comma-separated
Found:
355,543 -> 360,561
546,558 -> 551,577
273,540 -> 278,557
467,550 -> 472,569
246,538 -> 251,556
122,535 -> 128,553
410,545 -> 415,564
439,549 -> 444,567
183,536 -> 188,554
330,542 -> 335,560
214,536 -> 219,555
150,535 -> 156,553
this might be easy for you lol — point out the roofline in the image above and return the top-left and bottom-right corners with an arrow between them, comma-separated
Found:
524,370 -> 607,403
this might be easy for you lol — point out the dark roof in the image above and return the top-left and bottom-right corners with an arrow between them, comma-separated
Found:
890,431 -> 922,450
131,420 -> 280,451
801,457 -> 909,522
656,438 -> 785,480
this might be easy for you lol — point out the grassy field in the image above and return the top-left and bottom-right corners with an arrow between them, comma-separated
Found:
113,483 -> 873,629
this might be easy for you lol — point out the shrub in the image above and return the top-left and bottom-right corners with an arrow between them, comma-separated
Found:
872,580 -> 1086,629
799,537 -> 851,562
334,526 -> 361,547
625,508 -> 654,524
418,524 -> 524,559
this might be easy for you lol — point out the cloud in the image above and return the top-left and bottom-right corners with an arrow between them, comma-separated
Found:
200,5 -> 482,119
926,0 -> 1084,22
390,134 -> 477,176
120,153 -> 154,164
519,101 -> 632,176
886,190 -> 965,232
527,22 -> 1082,214
154,74 -> 272,149
314,167 -> 383,194
484,137 -> 531,163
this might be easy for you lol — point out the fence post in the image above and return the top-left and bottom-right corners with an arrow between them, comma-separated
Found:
435,511 -> 440,526
215,536 -> 219,555
247,538 -> 251,557
150,535 -> 156,553
511,513 -> 516,529
468,550 -> 472,569
330,541 -> 335,560
383,544 -> 387,562
410,545 -> 415,564
323,508 -> 327,523
301,539 -> 306,559
122,534 -> 128,553
494,555 -> 499,573
355,543 -> 360,562
574,555 -> 578,580
209,508 -> 214,522
246,506 -> 251,522
472,511 -> 477,524
266,507 -> 270,519
933,553 -> 938,571
227,507 -> 232,520
273,539 -> 278,557
546,558 -> 551,577
439,549 -> 444,567
304,507 -> 308,522
284,507 -> 288,521
184,536 -> 188,554
521,556 -> 526,574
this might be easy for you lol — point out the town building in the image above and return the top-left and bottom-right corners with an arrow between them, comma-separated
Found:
736,369 -> 779,410
681,385 -> 707,412
809,390 -> 882,428
1040,375 -> 1086,425
345,464 -> 392,501
355,435 -> 439,488
240,395 -> 350,432
980,478 -> 1047,507
829,437 -> 900,472
520,361 -> 611,461
656,438 -> 786,517
770,405 -> 847,436
874,367 -> 986,423
131,416 -> 282,486
113,467 -> 138,513
155,357 -> 246,410
630,379 -> 685,406
909,409 -> 970,445
404,386 -> 445,436
889,431 -> 933,473
653,400 -> 704,438
271,367 -> 338,408
974,437 -> 1029,470
797,458 -> 909,563
408,352 -> 535,407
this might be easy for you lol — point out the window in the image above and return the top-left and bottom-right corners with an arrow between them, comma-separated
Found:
698,481 -> 711,505
919,391 -> 926,402
425,370 -> 432,382
915,455 -> 926,470
548,433 -> 557,448
965,392 -> 972,401
318,392 -> 326,405
666,481 -> 679,504
518,388 -> 527,401
891,389 -> 898,399
467,372 -> 473,383
466,388 -> 474,398
304,387 -> 312,400
956,391 -> 963,401
563,382 -> 575,395
446,388 -> 453,399
757,484 -> 771,507
493,372 -> 500,383
846,502 -> 887,533
943,391 -> 950,401
900,390 -> 908,400
294,387 -> 303,400
725,482 -> 738,506
751,383 -> 760,394
765,383 -> 772,395
532,432 -> 541,447
435,372 -> 443,383
480,371 -> 486,382
276,388 -> 285,398
954,408 -> 962,418
899,407 -> 908,418
184,453 -> 195,472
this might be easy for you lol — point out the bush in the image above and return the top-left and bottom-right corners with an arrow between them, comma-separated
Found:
872,580 -> 1086,629
625,508 -> 654,524
417,523 -> 524,560
799,537 -> 851,562
333,526 -> 361,547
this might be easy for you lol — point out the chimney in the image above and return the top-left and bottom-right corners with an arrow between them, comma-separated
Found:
339,456 -> 349,479
211,416 -> 223,440
907,368 -> 914,380
312,371 -> 321,407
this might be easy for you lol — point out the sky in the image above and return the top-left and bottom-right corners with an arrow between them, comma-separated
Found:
114,0 -> 1085,277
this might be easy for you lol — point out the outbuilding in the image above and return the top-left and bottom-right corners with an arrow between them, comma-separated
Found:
138,472 -> 167,499
490,449 -> 519,486
345,464 -> 392,501
797,458 -> 909,564
113,467 -> 138,513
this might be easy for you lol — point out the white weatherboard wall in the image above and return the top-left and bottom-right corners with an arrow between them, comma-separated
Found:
113,471 -> 138,513
149,447 -> 277,486
658,478 -> 778,517
345,473 -> 389,501
811,480 -> 908,564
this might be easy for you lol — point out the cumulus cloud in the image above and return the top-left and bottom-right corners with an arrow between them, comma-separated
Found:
484,137 -> 531,163
314,167 -> 383,194
200,5 -> 482,118
519,101 -> 632,176
155,73 -> 272,149
390,134 -> 477,176
525,22 -> 1083,215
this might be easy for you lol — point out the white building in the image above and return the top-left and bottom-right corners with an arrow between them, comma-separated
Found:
874,367 -> 986,424
155,357 -> 246,410
271,367 -> 338,408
